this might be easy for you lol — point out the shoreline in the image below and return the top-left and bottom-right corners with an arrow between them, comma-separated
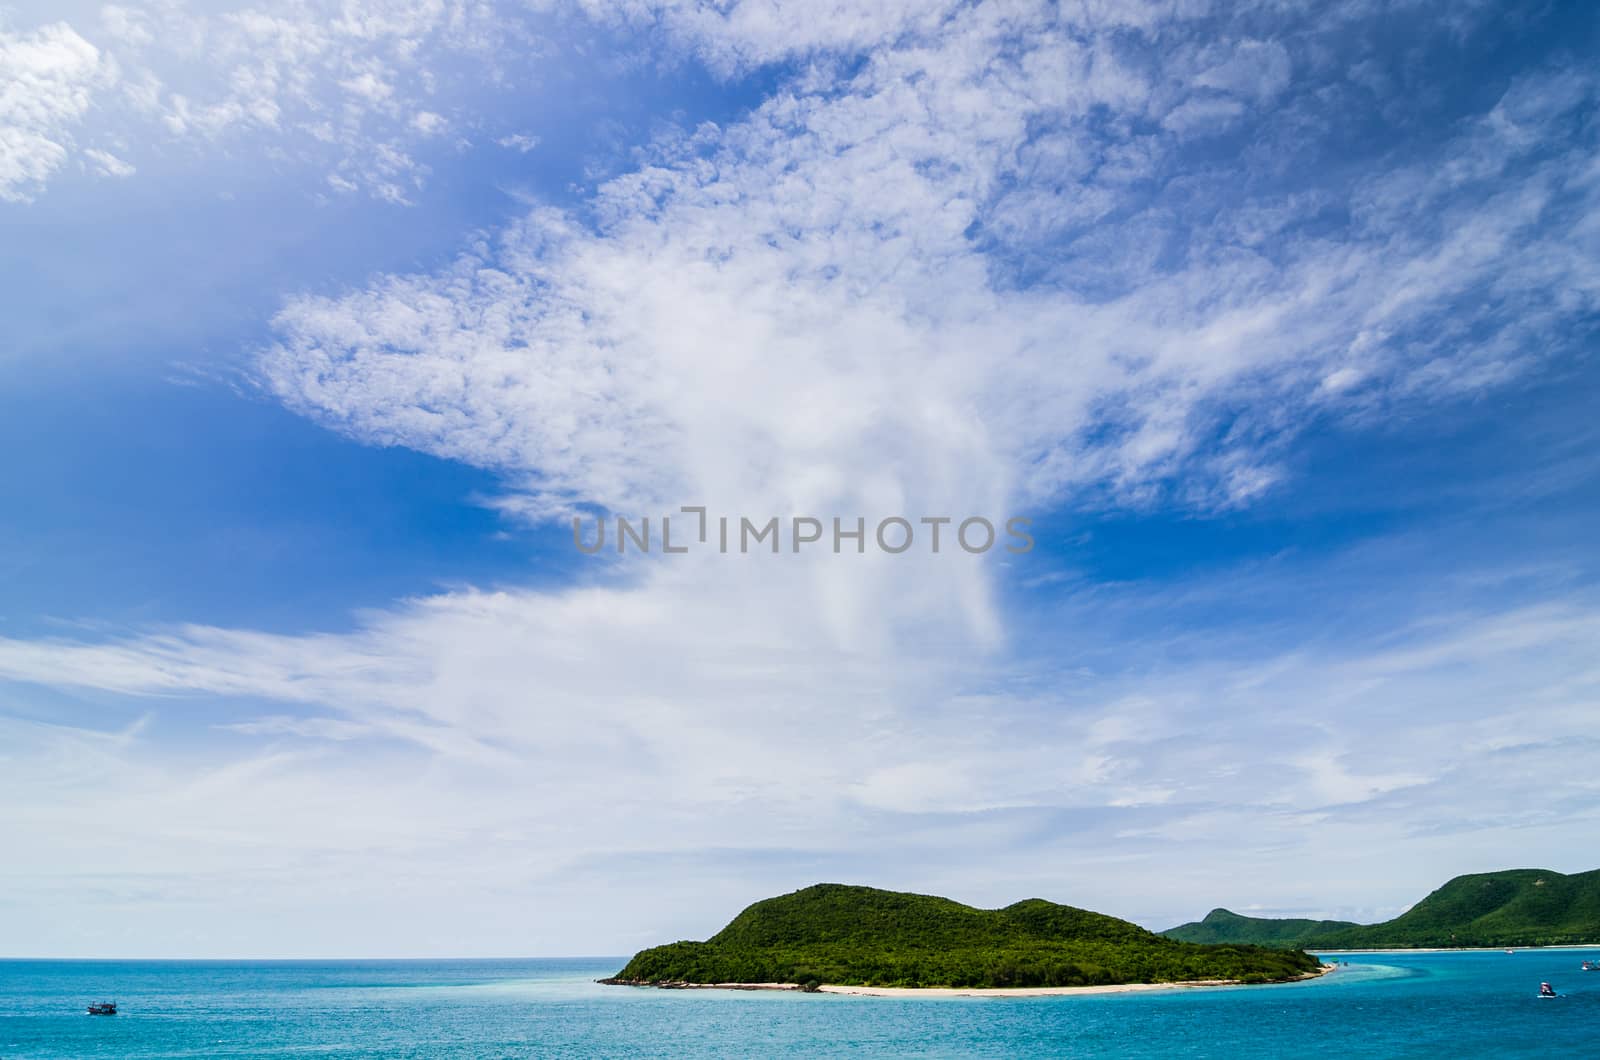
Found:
1315,944 -> 1600,954
601,963 -> 1337,997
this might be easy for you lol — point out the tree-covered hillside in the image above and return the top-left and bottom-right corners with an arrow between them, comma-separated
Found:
1162,869 -> 1600,949
1164,908 -> 1359,947
606,884 -> 1322,989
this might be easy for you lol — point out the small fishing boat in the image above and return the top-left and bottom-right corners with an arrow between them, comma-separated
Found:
87,1002 -> 117,1015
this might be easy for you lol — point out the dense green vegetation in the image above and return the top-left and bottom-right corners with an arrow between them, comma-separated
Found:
1164,908 -> 1359,947
1162,869 -> 1600,949
606,884 -> 1321,988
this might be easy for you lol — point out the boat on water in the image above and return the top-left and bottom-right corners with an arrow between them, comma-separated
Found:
1539,982 -> 1559,999
87,1002 -> 117,1015
1582,960 -> 1598,971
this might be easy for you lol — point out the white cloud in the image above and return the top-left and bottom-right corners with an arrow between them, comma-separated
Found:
0,22 -> 108,201
496,132 -> 539,152
411,109 -> 447,135
0,570 -> 1596,953
2,0 -> 514,202
1159,95 -> 1246,135
259,14 -> 1598,520
3,0 -> 1599,954
577,0 -> 968,74
82,146 -> 135,177
246,14 -> 1600,942
1191,39 -> 1292,103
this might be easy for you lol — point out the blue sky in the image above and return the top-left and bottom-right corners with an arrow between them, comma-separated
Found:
1,0 -> 1597,958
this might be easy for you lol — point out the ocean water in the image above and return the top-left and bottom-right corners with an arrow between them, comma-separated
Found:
1,950 -> 1595,1058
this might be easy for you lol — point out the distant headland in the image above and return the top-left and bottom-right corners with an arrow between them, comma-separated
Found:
1163,868 -> 1600,950
600,883 -> 1325,993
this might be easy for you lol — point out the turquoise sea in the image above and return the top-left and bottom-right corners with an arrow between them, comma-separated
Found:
2,950 -> 1595,1058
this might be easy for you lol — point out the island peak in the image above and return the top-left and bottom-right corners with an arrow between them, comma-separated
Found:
605,884 -> 1321,990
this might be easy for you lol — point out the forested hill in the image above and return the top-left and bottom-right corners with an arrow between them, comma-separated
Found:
605,883 -> 1321,989
1162,869 -> 1600,949
1164,908 -> 1359,946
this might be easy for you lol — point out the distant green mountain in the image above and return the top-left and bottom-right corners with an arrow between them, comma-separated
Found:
1163,869 -> 1600,949
1164,908 -> 1359,947
605,883 -> 1321,989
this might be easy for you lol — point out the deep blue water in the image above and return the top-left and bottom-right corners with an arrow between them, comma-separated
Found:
1,950 -> 1596,1058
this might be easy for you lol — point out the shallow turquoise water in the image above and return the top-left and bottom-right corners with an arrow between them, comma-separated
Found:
2,950 -> 1596,1057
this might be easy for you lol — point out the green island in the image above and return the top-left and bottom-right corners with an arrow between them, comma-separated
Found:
1163,868 -> 1600,949
602,883 -> 1322,990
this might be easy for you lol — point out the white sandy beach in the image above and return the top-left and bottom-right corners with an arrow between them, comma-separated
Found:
625,965 -> 1338,997
816,965 -> 1337,997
